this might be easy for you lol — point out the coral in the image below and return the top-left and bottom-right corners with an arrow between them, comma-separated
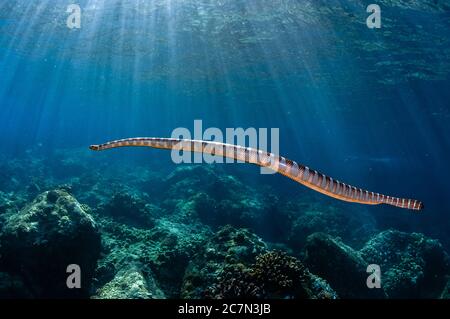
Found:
0,192 -> 18,217
252,250 -> 308,294
206,250 -> 337,299
92,265 -> 165,299
181,225 -> 267,298
360,230 -> 450,298
304,233 -> 386,299
182,227 -> 336,299
94,216 -> 209,298
213,225 -> 268,264
93,219 -> 159,289
204,264 -> 265,299
97,192 -> 160,228
1,148 -> 449,300
286,201 -> 377,250
164,165 -> 238,200
0,189 -> 101,298
162,166 -> 290,242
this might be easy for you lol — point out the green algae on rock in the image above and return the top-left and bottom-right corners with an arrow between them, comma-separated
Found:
360,230 -> 450,298
304,233 -> 386,299
0,189 -> 101,298
94,214 -> 210,298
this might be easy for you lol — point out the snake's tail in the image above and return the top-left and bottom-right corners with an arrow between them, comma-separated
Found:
380,196 -> 424,210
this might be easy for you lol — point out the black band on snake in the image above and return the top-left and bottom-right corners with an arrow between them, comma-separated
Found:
89,137 -> 424,211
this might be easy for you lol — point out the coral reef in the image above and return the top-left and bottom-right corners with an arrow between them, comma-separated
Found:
252,250 -> 308,294
1,0 -> 450,300
161,166 -> 291,242
94,215 -> 209,298
360,230 -> 450,298
0,192 -> 18,217
0,189 -> 101,298
181,225 -> 268,298
206,250 -> 337,299
304,230 -> 450,299
97,192 -> 160,228
205,264 -> 264,298
286,202 -> 377,250
182,227 -> 336,299
92,265 -> 165,299
0,151 -> 449,299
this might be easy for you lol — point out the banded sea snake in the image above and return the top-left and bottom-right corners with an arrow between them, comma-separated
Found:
90,137 -> 423,211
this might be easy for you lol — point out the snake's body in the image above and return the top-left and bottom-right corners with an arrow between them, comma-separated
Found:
90,137 -> 423,211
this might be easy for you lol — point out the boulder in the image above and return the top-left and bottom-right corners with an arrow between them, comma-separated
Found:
304,233 -> 386,299
0,189 -> 101,298
360,230 -> 450,298
0,272 -> 33,298
94,216 -> 208,298
97,192 -> 159,228
181,225 -> 268,299
440,279 -> 450,299
287,204 -> 377,250
93,265 -> 165,299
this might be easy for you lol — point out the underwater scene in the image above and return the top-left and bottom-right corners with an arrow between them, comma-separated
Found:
1,0 -> 450,300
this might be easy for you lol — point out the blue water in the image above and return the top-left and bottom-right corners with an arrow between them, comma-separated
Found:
0,0 -> 450,294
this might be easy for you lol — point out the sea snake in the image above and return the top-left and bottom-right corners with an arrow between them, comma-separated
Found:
89,137 -> 423,211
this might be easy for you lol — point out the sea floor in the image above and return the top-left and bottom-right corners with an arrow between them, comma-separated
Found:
0,147 -> 448,299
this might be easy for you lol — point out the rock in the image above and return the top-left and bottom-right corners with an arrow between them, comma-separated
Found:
26,182 -> 41,199
97,192 -> 158,228
0,190 -> 101,298
0,192 -> 17,217
304,233 -> 386,299
149,219 -> 210,298
164,165 -> 236,200
92,220 -> 158,291
93,265 -> 165,299
307,273 -> 339,299
287,203 -> 377,250
94,216 -> 208,298
0,272 -> 33,298
440,279 -> 450,299
181,225 -> 269,298
360,230 -> 450,298
163,166 -> 290,242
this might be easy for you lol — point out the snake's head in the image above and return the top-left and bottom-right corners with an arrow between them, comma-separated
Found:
89,145 -> 100,151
